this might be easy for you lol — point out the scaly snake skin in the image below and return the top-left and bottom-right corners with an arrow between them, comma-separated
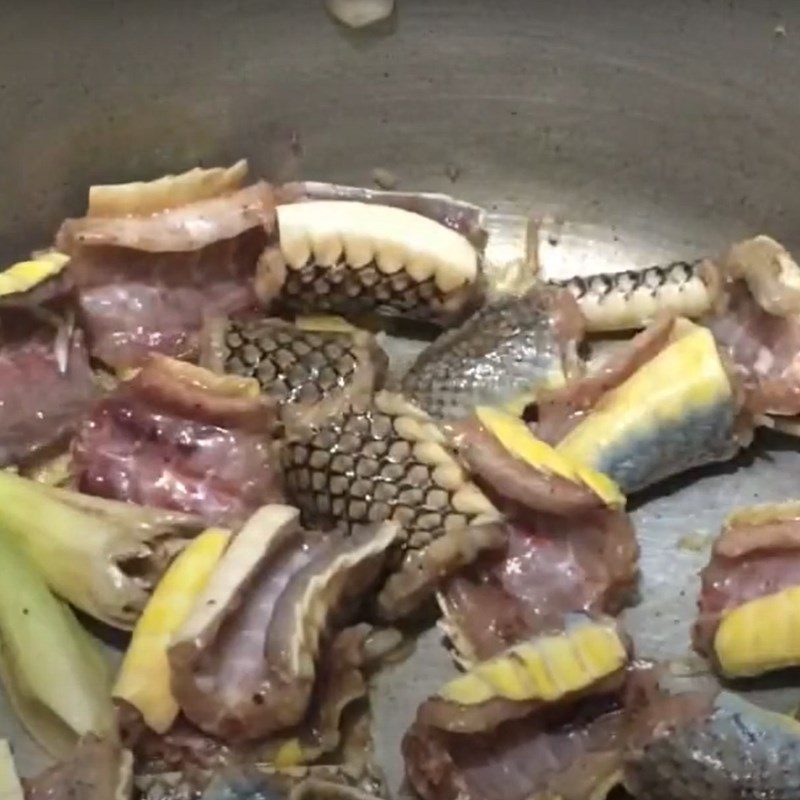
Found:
281,391 -> 497,550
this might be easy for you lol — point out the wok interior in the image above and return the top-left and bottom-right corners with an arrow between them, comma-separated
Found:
3,0 -> 800,793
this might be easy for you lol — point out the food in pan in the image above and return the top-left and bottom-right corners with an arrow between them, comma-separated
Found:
0,469 -> 207,629
695,500 -> 800,678
280,389 -> 503,617
706,236 -> 800,419
200,315 -> 388,424
56,162 -> 274,371
4,161 -> 800,800
401,285 -> 583,420
112,527 -> 231,734
550,258 -> 720,332
0,532 -> 114,758
438,410 -> 636,664
403,617 -> 632,800
168,505 -> 396,740
23,737 -> 133,800
71,354 -> 283,525
0,252 -> 97,469
540,316 -> 753,493
624,688 -> 800,800
256,200 -> 482,326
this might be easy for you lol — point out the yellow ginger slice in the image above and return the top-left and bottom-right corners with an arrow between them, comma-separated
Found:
557,323 -> 731,471
476,406 -> 624,508
112,528 -> 229,732
715,586 -> 800,678
0,251 -> 69,298
439,617 -> 627,706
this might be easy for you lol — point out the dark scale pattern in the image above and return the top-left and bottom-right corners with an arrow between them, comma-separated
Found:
551,260 -> 705,302
137,775 -> 203,800
220,320 -> 362,405
281,397 -> 480,550
627,702 -> 800,800
279,260 -> 475,323
402,287 -> 568,420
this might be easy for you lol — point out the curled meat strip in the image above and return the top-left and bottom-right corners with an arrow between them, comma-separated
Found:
169,506 -> 396,741
57,181 -> 275,370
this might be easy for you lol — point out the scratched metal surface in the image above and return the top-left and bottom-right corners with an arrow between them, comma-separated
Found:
3,0 -> 800,794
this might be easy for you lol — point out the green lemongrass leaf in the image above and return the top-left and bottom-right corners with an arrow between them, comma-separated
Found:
0,532 -> 114,759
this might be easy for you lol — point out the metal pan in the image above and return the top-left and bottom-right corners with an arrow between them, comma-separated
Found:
3,1 -> 800,795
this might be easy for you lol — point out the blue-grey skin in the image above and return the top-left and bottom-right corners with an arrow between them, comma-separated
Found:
201,771 -> 282,800
140,771 -> 386,800
595,399 -> 741,494
625,692 -> 800,799
401,286 -> 577,420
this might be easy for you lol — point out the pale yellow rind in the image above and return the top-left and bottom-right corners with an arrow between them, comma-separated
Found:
112,528 -> 230,733
724,235 -> 800,315
276,201 -> 478,292
0,251 -> 69,298
439,619 -> 626,706
293,314 -> 358,333
725,500 -> 800,528
116,367 -> 142,382
475,406 -> 624,508
87,160 -> 248,217
149,355 -> 262,399
714,586 -> 800,678
556,323 -> 730,469
287,521 -> 398,678
273,737 -> 305,768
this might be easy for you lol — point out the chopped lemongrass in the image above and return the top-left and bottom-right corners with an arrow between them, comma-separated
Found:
0,470 -> 205,629
0,532 -> 114,758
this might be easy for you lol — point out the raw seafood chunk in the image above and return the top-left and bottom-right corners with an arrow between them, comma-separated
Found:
72,355 -> 282,525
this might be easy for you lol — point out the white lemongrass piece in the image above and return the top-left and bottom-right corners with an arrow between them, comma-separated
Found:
276,201 -> 477,288
325,0 -> 394,29
0,532 -> 114,758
